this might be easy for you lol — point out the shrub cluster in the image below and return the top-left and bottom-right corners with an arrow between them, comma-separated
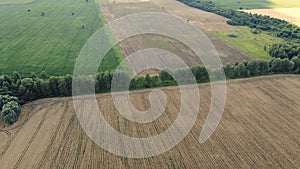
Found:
269,43 -> 300,59
0,95 -> 20,124
225,58 -> 299,78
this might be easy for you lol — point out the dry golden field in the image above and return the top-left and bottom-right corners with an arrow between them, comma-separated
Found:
0,75 -> 300,168
244,8 -> 300,26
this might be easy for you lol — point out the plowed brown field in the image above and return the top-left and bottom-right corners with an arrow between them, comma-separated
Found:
1,75 -> 300,168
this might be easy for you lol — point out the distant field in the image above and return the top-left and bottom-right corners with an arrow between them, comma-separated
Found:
101,1 -> 201,68
0,0 -> 123,76
244,8 -> 300,26
212,27 -> 284,60
208,0 -> 300,9
101,0 -> 251,65
269,0 -> 300,8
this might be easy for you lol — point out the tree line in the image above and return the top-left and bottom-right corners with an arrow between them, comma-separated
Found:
0,57 -> 299,101
269,43 -> 300,59
1,57 -> 300,124
177,0 -> 300,42
225,58 -> 299,78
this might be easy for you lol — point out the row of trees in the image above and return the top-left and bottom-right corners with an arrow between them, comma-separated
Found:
1,57 -> 300,124
1,57 -> 300,103
0,64 -> 210,103
0,95 -> 20,124
177,0 -> 300,42
225,58 -> 298,78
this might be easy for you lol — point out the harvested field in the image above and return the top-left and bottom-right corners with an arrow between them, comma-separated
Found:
244,8 -> 300,26
117,34 -> 202,70
104,0 -> 235,31
0,131 -> 9,153
100,0 -> 251,66
1,75 -> 300,168
151,0 -> 236,32
101,2 -> 203,68
101,1 -> 162,21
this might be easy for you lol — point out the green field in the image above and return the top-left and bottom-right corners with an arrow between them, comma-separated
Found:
95,0 -> 109,4
212,27 -> 284,60
0,0 -> 123,76
210,0 -> 300,9
0,0 -> 33,4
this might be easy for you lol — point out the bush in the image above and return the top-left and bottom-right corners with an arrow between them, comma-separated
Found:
269,43 -> 300,59
228,34 -> 238,38
1,101 -> 21,124
0,95 -> 18,109
0,95 -> 20,124
2,110 -> 17,124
